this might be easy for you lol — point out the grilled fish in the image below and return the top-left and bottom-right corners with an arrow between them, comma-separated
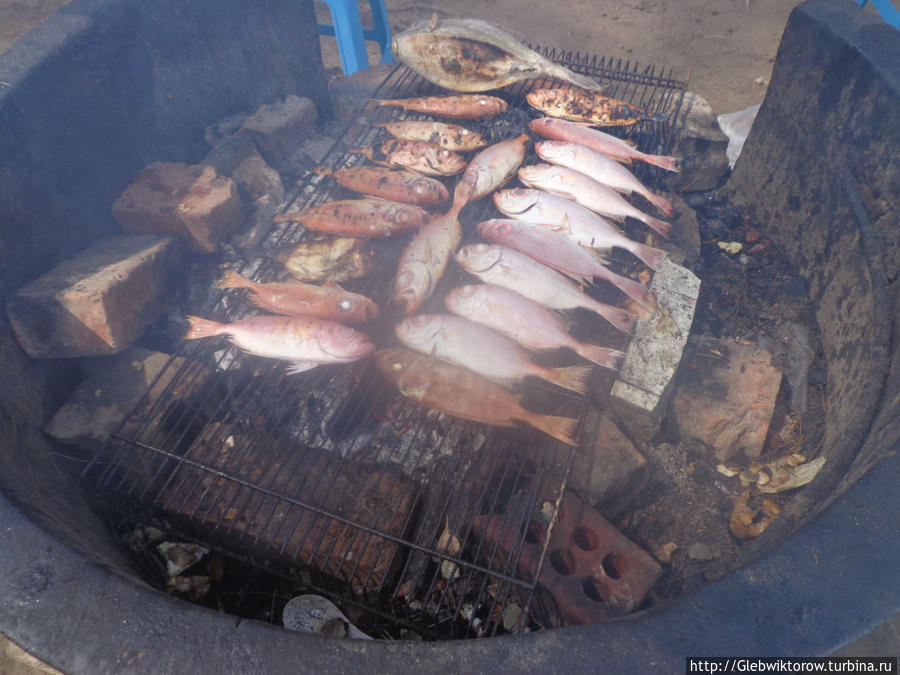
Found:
390,18 -> 605,93
374,348 -> 579,446
455,243 -> 639,335
374,120 -> 488,151
276,237 -> 381,283
314,165 -> 449,206
493,188 -> 668,270
445,284 -> 625,370
394,207 -> 462,315
184,314 -> 374,374
215,270 -> 378,324
395,313 -> 594,395
452,133 -> 529,211
518,163 -> 670,238
476,219 -> 652,310
273,199 -> 429,237
529,117 -> 680,172
352,140 -> 468,176
535,140 -> 674,216
527,88 -> 648,126
376,94 -> 508,120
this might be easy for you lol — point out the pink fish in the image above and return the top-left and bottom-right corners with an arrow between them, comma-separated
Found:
493,188 -> 668,271
454,243 -> 639,334
535,140 -> 673,216
517,163 -> 670,238
476,219 -> 651,310
395,313 -> 595,395
452,133 -> 529,211
184,314 -> 374,374
530,117 -> 680,172
445,284 -> 624,370
394,207 -> 462,315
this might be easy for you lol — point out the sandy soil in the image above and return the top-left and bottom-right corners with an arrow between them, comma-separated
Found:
2,0 -> 803,115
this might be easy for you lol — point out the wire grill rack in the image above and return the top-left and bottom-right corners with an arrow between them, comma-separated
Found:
82,51 -> 686,639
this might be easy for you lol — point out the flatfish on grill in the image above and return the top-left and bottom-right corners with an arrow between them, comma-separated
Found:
390,17 -> 606,93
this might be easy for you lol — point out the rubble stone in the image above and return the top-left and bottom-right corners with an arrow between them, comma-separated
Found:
44,347 -> 200,450
238,95 -> 318,167
232,153 -> 285,204
111,162 -> 243,254
473,490 -> 662,623
329,63 -> 394,127
666,92 -> 730,193
6,235 -> 182,359
670,336 -> 783,462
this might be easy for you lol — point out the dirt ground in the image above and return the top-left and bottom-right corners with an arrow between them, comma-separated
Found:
1,0 -> 804,115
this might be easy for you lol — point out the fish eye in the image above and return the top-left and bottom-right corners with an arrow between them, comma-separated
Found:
338,299 -> 354,312
460,129 -> 470,136
512,188 -> 527,196
477,99 -> 488,106
456,285 -> 478,297
391,361 -> 403,371
497,222 -> 511,235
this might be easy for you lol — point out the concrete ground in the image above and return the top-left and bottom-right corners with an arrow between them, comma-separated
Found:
0,0 -> 897,671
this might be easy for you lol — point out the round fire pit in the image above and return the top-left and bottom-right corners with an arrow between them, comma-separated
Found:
1,0 -> 898,671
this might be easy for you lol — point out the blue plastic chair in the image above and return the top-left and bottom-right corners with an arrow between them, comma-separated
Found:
856,0 -> 900,30
317,0 -> 394,75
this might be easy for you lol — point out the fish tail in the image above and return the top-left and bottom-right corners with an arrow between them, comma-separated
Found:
522,412 -> 579,446
215,270 -> 256,290
645,191 -> 674,217
589,301 -> 639,335
595,269 -> 652,309
573,342 -> 625,371
184,315 -> 224,340
548,63 -> 608,93
547,363 -> 593,396
313,166 -> 334,177
642,153 -> 680,173
643,215 -> 672,239
627,240 -> 668,271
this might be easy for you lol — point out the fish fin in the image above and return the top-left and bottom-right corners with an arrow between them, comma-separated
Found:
611,274 -> 654,310
643,154 -> 680,172
629,241 -> 668,271
184,315 -> 224,340
214,270 -> 256,290
645,192 -> 674,217
521,412 -> 579,446
549,363 -> 593,396
427,12 -> 439,30
573,343 -> 625,371
642,216 -> 672,239
285,361 -> 320,375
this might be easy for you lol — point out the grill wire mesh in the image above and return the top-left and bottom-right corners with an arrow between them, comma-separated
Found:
82,50 -> 687,639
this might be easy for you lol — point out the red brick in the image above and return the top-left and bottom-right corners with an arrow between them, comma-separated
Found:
6,235 -> 181,359
111,162 -> 242,253
671,336 -> 783,462
473,490 -> 661,623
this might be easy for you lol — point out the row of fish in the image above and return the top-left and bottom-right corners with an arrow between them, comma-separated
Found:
184,77 -> 680,445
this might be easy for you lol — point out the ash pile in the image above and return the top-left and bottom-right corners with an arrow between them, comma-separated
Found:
6,22 -> 827,640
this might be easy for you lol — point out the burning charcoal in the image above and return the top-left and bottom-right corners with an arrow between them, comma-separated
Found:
729,491 -> 781,539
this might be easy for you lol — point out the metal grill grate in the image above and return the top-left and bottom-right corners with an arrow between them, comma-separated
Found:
82,51 -> 687,639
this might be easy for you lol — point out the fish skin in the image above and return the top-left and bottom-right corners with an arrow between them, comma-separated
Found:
215,270 -> 378,324
394,207 -> 462,315
184,314 -> 375,373
445,284 -> 624,371
529,117 -> 680,172
493,188 -> 668,271
390,18 -> 606,93
476,219 -> 652,311
395,313 -> 594,395
352,140 -> 468,176
273,199 -> 429,237
517,163 -> 671,238
374,121 -> 488,152
454,242 -> 639,335
535,140 -> 674,216
276,237 -> 380,283
376,94 -> 508,120
314,165 -> 449,206
374,348 -> 579,445
526,88 -> 646,126
452,133 -> 529,212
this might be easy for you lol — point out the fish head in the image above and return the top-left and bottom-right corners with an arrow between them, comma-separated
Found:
529,117 -> 559,136
493,188 -> 541,217
393,263 -> 430,315
516,163 -> 555,186
335,294 -> 379,322
455,243 -> 502,274
394,314 -> 443,351
374,347 -> 414,378
534,140 -> 573,163
443,284 -> 488,317
476,219 -> 521,243
317,323 -> 375,362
